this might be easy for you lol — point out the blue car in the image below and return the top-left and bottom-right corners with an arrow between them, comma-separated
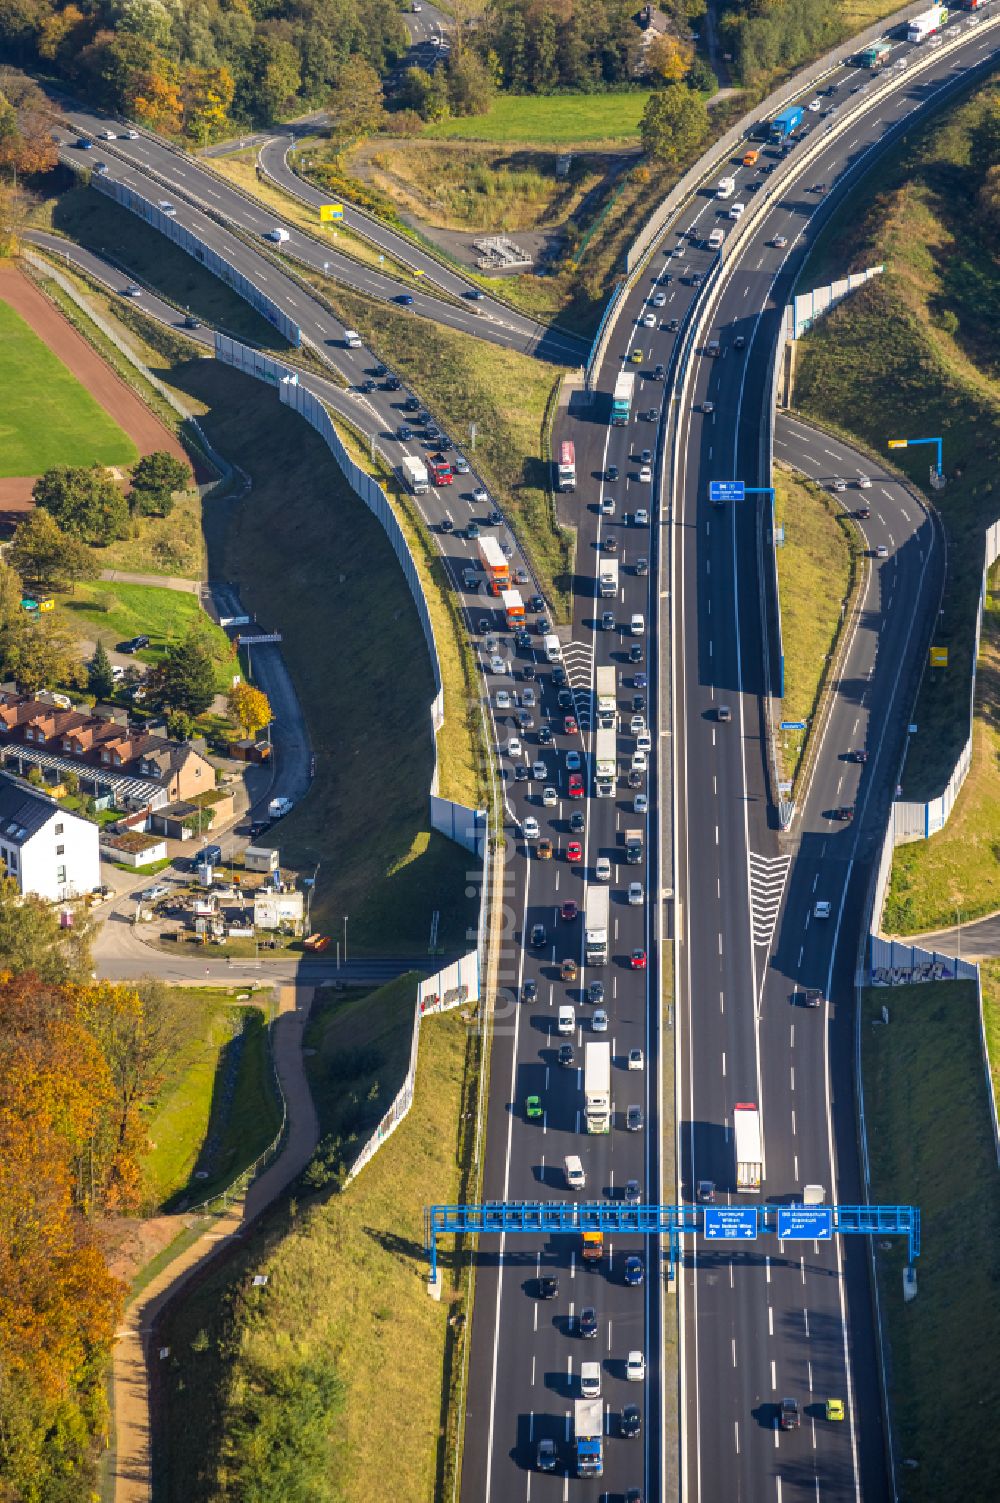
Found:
624,1255 -> 644,1287
397,293 -> 415,306
76,136 -> 93,149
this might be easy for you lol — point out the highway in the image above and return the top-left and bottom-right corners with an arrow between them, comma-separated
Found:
25,10 -> 999,1498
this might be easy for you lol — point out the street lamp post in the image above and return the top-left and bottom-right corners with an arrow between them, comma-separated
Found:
344,915 -> 348,966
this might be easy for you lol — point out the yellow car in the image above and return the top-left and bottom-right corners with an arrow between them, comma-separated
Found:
537,838 -> 553,860
825,1398 -> 845,1422
630,348 -> 644,364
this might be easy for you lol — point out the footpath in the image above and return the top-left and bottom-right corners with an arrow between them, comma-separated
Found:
110,984 -> 320,1503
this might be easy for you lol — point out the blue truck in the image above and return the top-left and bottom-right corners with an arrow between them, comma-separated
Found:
769,105 -> 804,142
575,1398 -> 604,1477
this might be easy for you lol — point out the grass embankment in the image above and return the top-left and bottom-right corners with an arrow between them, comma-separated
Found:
156,977 -> 474,1503
305,280 -> 574,616
0,294 -> 137,473
773,464 -> 858,785
56,579 -> 235,686
27,173 -> 291,352
424,90 -> 651,144
142,993 -> 281,1212
861,980 -> 1000,1503
164,358 -> 477,954
794,79 -> 1000,927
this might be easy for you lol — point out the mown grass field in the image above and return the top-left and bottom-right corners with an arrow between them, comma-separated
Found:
142,995 -> 280,1212
156,977 -> 473,1503
423,90 -> 651,144
773,464 -> 857,784
0,296 -> 137,474
861,980 -> 1000,1503
165,358 -> 476,954
56,579 -> 235,685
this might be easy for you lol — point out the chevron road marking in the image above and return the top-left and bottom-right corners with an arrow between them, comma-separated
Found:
748,853 -> 791,948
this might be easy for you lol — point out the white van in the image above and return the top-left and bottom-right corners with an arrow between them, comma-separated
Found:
630,613 -> 645,635
543,633 -> 561,663
708,227 -> 726,251
716,176 -> 735,199
557,1005 -> 575,1036
580,1361 -> 602,1398
564,1154 -> 586,1190
344,329 -> 362,348
264,226 -> 290,243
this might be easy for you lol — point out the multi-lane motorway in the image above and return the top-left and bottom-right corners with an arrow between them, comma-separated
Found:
29,10 -> 1000,1499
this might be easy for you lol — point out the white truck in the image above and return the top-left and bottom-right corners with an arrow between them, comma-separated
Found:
574,1397 -> 604,1478
596,665 -> 617,726
401,455 -> 429,495
734,1102 -> 763,1190
584,1040 -> 611,1134
907,4 -> 948,40
584,887 -> 610,966
716,176 -> 736,199
598,556 -> 619,599
594,726 -> 617,796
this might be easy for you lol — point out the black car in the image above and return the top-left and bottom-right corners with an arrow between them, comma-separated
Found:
514,765 -> 529,781
530,923 -> 546,948
182,315 -> 200,329
248,820 -> 270,839
654,364 -> 666,380
417,410 -> 431,424
558,1042 -> 575,1067
558,688 -> 574,709
359,378 -> 376,393
537,725 -> 553,745
697,1180 -> 716,1203
119,634 -> 150,653
832,805 -> 854,822
529,596 -> 545,613
552,666 -> 567,687
579,1306 -> 598,1339
780,1398 -> 801,1431
516,710 -> 533,728
588,980 -> 605,1005
629,643 -> 643,663
397,424 -> 412,441
635,557 -> 649,576
515,631 -> 532,649
634,673 -> 647,689
797,988 -> 823,1008
536,1438 -> 557,1472
536,617 -> 550,635
632,695 -> 646,713
666,318 -> 680,332
465,288 -> 485,301
523,978 -> 538,1002
384,375 -> 401,390
539,1275 -> 559,1299
857,506 -> 871,519
488,510 -> 504,526
372,363 -> 388,378
606,464 -> 619,482
621,1404 -> 641,1439
570,810 -> 585,833
404,395 -> 421,412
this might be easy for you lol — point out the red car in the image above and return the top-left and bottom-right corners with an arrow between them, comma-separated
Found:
631,948 -> 647,970
563,715 -> 578,735
568,774 -> 584,799
566,840 -> 583,862
560,900 -> 579,921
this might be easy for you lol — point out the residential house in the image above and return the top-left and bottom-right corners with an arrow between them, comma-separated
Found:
0,772 -> 100,901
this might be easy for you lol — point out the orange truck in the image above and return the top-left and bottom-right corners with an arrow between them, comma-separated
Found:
478,536 -> 510,595
582,1230 -> 604,1263
502,588 -> 525,630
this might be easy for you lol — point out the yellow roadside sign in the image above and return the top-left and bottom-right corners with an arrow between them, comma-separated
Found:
319,203 -> 344,222
930,646 -> 948,667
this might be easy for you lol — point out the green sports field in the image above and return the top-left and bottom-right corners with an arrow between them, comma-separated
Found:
0,298 -> 137,476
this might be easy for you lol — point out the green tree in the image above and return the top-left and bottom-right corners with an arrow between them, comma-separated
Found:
327,56 -> 384,138
89,640 -> 115,700
4,614 -> 86,696
33,465 -> 129,546
128,450 -> 190,517
640,83 -> 708,166
248,35 -> 301,122
446,49 -> 494,117
150,628 -> 216,716
970,97 -> 1000,181
8,509 -> 96,592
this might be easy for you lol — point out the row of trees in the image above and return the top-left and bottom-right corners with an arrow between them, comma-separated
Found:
718,0 -> 839,88
0,0 -> 409,138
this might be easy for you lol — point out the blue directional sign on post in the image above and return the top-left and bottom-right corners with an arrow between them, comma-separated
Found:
708,481 -> 746,504
777,1206 -> 833,1240
780,720 -> 807,730
703,1206 -> 757,1240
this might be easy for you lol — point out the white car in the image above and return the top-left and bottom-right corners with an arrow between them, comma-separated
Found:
814,901 -> 832,919
601,495 -> 615,515
524,816 -> 540,840
639,465 -> 652,483
265,226 -> 290,243
628,1047 -> 644,1071
630,713 -> 646,735
124,128 -> 139,139
632,750 -> 647,773
592,1009 -> 609,1032
628,882 -> 644,906
626,1350 -> 646,1382
642,311 -> 656,327
630,613 -> 645,636
543,786 -> 558,807
653,292 -> 667,307
772,234 -> 788,248
100,128 -> 116,140
832,478 -> 847,492
729,202 -> 745,220
473,486 -> 489,504
807,97 -> 822,112
634,794 -> 648,814
532,760 -> 547,780
596,856 -> 612,881
158,200 -> 176,216
856,475 -> 872,489
507,737 -> 521,758
495,690 -> 511,710
138,883 -> 169,902
634,508 -> 649,526
636,731 -> 652,753
490,655 -> 507,675
522,686 -> 536,706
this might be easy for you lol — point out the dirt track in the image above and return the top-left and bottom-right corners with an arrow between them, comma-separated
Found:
0,262 -> 191,513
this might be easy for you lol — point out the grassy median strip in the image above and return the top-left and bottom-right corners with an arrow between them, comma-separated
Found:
861,980 -> 1000,1502
155,976 -> 473,1503
297,277 -> 575,617
773,464 -> 859,787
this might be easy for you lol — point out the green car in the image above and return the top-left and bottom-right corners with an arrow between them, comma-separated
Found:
525,1094 -> 543,1121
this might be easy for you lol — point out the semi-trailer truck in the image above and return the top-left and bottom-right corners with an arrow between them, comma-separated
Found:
501,589 -> 525,629
596,665 -> 617,725
401,455 -> 429,494
594,726 -> 617,796
907,4 -> 948,40
858,38 -> 892,66
584,887 -> 610,966
574,1399 -> 604,1478
769,104 -> 804,142
734,1102 -> 763,1189
477,536 -> 510,594
598,557 -> 619,599
556,440 -> 577,492
584,1040 -> 611,1133
611,371 -> 635,426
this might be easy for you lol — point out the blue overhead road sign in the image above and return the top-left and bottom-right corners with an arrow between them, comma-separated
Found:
777,1206 -> 833,1240
703,1206 -> 757,1240
709,481 -> 745,503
